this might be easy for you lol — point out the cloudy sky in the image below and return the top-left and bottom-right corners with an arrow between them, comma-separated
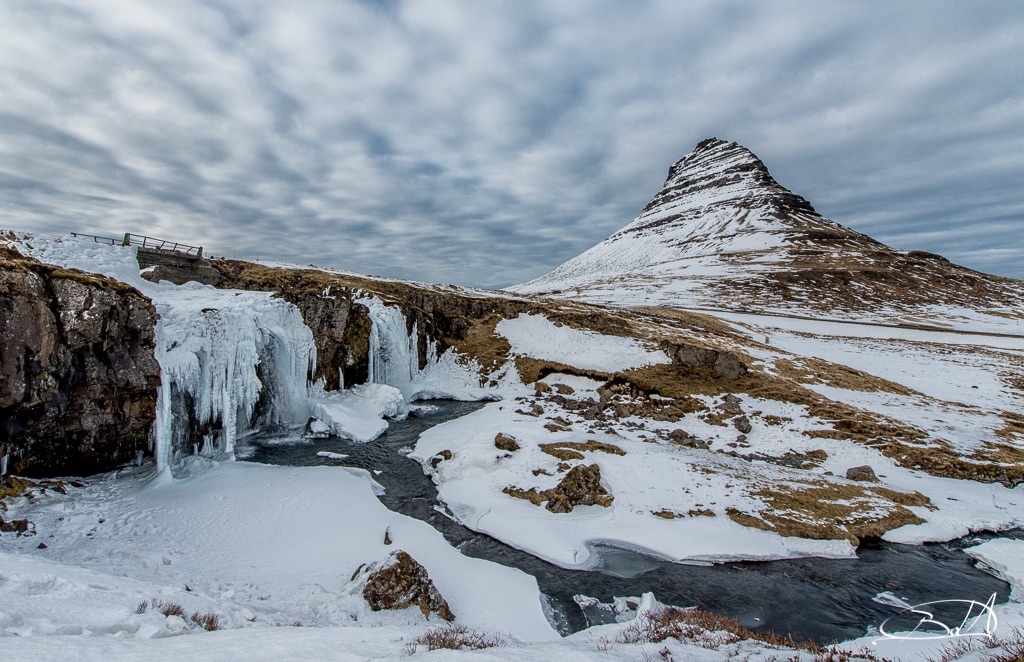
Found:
2,1 -> 1022,287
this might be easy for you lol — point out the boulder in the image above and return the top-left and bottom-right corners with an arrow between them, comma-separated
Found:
733,415 -> 752,434
671,344 -> 748,380
494,433 -> 520,452
545,464 -> 613,513
429,449 -> 453,469
360,550 -> 454,621
846,465 -> 879,482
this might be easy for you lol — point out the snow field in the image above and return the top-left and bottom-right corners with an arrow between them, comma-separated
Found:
0,462 -> 558,643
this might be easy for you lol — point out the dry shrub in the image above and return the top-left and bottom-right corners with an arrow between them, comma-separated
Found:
619,606 -> 893,660
137,598 -> 222,631
191,611 -> 222,631
617,605 -> 809,651
924,626 -> 1024,662
411,624 -> 502,652
157,601 -> 186,618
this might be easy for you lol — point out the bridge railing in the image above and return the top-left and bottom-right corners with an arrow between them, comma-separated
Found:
123,233 -> 203,258
70,232 -> 120,246
70,232 -> 203,258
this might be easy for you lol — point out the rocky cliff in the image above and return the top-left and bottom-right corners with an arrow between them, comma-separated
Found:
0,245 -> 160,477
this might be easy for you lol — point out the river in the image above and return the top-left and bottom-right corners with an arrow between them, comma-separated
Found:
238,400 -> 1018,643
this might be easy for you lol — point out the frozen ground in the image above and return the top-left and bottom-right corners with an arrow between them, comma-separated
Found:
4,231 -> 1024,661
0,462 -> 557,642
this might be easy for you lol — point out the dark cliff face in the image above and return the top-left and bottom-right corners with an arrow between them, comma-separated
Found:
0,247 -> 160,477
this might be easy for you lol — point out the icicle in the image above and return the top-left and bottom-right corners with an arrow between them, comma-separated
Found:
151,290 -> 317,479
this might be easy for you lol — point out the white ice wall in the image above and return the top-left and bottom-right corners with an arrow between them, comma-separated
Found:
153,286 -> 316,475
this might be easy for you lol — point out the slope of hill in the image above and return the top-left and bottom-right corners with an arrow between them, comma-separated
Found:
512,138 -> 1024,333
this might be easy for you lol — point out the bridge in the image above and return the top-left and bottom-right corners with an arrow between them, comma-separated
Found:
71,232 -> 223,285
71,232 -> 204,258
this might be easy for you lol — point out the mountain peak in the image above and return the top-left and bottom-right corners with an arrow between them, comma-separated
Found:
636,138 -> 815,224
512,139 -> 1022,324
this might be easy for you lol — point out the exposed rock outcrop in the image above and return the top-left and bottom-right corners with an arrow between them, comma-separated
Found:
846,465 -> 879,482
357,550 -> 454,621
494,433 -> 520,452
504,463 -> 613,513
667,343 -> 748,380
0,247 -> 160,476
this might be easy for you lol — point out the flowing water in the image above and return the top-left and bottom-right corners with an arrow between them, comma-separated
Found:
239,400 -> 1018,643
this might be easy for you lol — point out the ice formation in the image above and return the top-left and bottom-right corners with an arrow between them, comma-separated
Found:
362,295 -> 424,395
359,294 -> 494,402
12,234 -> 491,476
307,295 -> 493,442
11,234 -> 317,478
153,286 -> 316,475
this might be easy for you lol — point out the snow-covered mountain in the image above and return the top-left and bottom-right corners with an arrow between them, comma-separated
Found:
513,138 -> 1023,332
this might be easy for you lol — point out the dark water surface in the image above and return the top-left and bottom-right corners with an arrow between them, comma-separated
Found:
239,400 -> 1018,643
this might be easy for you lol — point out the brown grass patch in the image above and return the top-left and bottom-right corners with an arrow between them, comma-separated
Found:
0,477 -> 32,507
633,306 -> 745,338
503,486 -> 547,506
727,482 -> 929,543
539,440 -> 626,461
774,357 -> 918,396
1004,373 -> 1024,394
971,440 -> 1024,464
447,313 -> 511,374
994,411 -> 1024,441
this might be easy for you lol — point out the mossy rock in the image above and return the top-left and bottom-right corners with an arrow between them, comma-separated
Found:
361,550 -> 454,621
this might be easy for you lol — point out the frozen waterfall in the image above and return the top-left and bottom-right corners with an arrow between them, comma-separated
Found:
363,296 -> 423,395
357,295 -> 494,402
153,285 -> 316,477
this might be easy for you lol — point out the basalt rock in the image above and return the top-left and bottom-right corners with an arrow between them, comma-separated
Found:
359,550 -> 454,621
669,344 -> 748,380
545,464 -> 613,513
494,433 -> 520,452
846,465 -> 879,482
0,248 -> 160,477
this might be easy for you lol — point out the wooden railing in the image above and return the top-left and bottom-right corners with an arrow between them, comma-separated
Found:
71,232 -> 203,258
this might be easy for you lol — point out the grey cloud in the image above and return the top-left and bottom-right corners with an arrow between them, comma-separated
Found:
1,0 -> 1022,286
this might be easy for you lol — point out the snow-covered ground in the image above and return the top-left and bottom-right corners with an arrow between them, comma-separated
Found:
5,231 -> 1024,661
0,462 -> 557,642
